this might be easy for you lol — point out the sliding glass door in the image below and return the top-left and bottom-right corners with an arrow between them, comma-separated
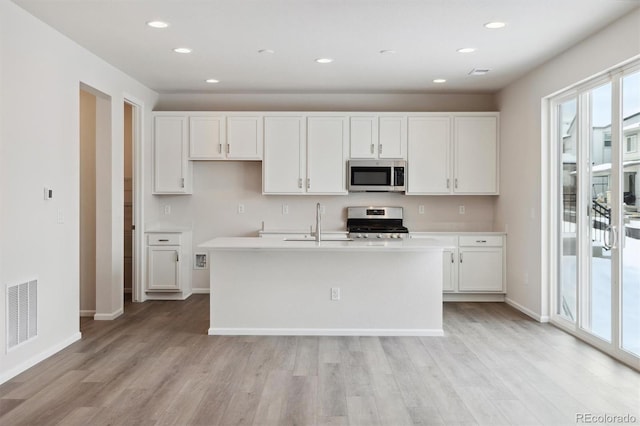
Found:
552,63 -> 640,368
621,71 -> 640,357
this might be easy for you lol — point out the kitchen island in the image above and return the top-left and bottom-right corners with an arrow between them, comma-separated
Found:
199,237 -> 448,336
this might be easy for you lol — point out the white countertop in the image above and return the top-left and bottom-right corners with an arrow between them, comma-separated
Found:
200,237 -> 452,252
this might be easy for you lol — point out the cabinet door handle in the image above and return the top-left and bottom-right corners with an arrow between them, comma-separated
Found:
446,178 -> 450,189
298,178 -> 302,189
459,253 -> 463,263
180,178 -> 185,188
218,143 -> 222,154
476,240 -> 487,243
451,252 -> 454,263
454,178 -> 458,189
226,144 -> 230,154
176,252 -> 179,262
307,178 -> 311,189
370,144 -> 374,154
159,239 -> 169,242
378,144 -> 382,155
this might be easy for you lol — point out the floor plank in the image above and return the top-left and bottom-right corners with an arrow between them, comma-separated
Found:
0,296 -> 637,426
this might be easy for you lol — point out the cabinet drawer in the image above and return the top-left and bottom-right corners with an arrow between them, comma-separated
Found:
459,235 -> 503,247
147,233 -> 181,246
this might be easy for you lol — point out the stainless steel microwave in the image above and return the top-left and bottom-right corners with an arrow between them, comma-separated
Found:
347,159 -> 406,192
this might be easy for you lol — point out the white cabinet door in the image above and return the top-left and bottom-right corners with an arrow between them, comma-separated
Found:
454,116 -> 498,194
147,247 -> 181,291
307,116 -> 348,194
227,116 -> 263,160
407,116 -> 451,194
350,116 -> 378,159
442,248 -> 458,292
379,116 -> 407,159
154,116 -> 191,194
263,116 -> 305,194
458,247 -> 504,292
189,115 -> 225,160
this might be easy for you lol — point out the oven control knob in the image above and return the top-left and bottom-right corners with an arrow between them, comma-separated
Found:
357,233 -> 363,239
362,234 -> 368,239
391,234 -> 398,239
377,234 -> 383,239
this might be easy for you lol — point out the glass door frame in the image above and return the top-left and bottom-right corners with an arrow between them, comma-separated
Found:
548,60 -> 640,370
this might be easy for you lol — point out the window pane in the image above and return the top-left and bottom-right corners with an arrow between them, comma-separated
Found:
622,71 -> 640,356
559,98 -> 577,321
587,82 -> 612,342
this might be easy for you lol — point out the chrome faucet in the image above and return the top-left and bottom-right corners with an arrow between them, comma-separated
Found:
315,202 -> 322,242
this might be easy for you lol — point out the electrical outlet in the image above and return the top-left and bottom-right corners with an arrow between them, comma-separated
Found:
238,203 -> 245,214
330,287 -> 340,301
418,205 -> 425,214
282,204 -> 289,215
164,205 -> 171,215
459,205 -> 465,215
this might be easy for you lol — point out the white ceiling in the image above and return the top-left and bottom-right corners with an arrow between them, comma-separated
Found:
12,0 -> 640,94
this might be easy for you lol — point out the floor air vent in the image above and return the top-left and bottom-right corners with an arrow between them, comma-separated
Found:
7,279 -> 38,350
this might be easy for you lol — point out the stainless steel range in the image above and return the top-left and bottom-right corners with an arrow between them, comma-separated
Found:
347,206 -> 409,239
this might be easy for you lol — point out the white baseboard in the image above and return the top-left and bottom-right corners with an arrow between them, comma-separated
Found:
79,310 -> 96,318
0,332 -> 82,385
505,297 -> 549,322
191,288 -> 210,294
443,293 -> 505,302
144,292 -> 192,300
94,308 -> 124,321
208,328 -> 444,337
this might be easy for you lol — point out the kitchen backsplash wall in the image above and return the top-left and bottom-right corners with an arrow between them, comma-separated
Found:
146,161 -> 497,290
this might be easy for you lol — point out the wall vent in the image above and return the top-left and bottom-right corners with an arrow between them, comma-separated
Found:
7,279 -> 38,350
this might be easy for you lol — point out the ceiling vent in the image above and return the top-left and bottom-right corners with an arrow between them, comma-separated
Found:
468,68 -> 491,76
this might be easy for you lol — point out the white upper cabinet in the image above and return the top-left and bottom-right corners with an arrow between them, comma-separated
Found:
189,114 -> 262,160
263,116 -> 306,194
189,115 -> 225,159
153,115 -> 192,194
453,115 -> 498,194
378,116 -> 407,159
349,116 -> 406,159
226,116 -> 263,160
349,116 -> 378,158
407,116 -> 451,194
406,113 -> 499,195
263,115 -> 348,195
306,116 -> 348,194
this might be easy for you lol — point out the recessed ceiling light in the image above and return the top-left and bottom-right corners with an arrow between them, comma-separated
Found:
433,79 -> 447,84
205,79 -> 220,84
380,50 -> 396,54
468,68 -> 491,75
315,58 -> 334,64
146,20 -> 169,29
173,47 -> 192,54
484,21 -> 506,29
258,49 -> 275,54
457,48 -> 476,53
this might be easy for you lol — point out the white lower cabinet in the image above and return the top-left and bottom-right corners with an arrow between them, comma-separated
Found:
411,233 -> 505,295
146,231 -> 192,299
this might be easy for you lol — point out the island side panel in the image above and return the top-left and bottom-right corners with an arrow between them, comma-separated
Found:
208,249 -> 443,336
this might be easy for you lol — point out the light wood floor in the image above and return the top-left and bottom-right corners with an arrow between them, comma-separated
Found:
1,296 -> 638,426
